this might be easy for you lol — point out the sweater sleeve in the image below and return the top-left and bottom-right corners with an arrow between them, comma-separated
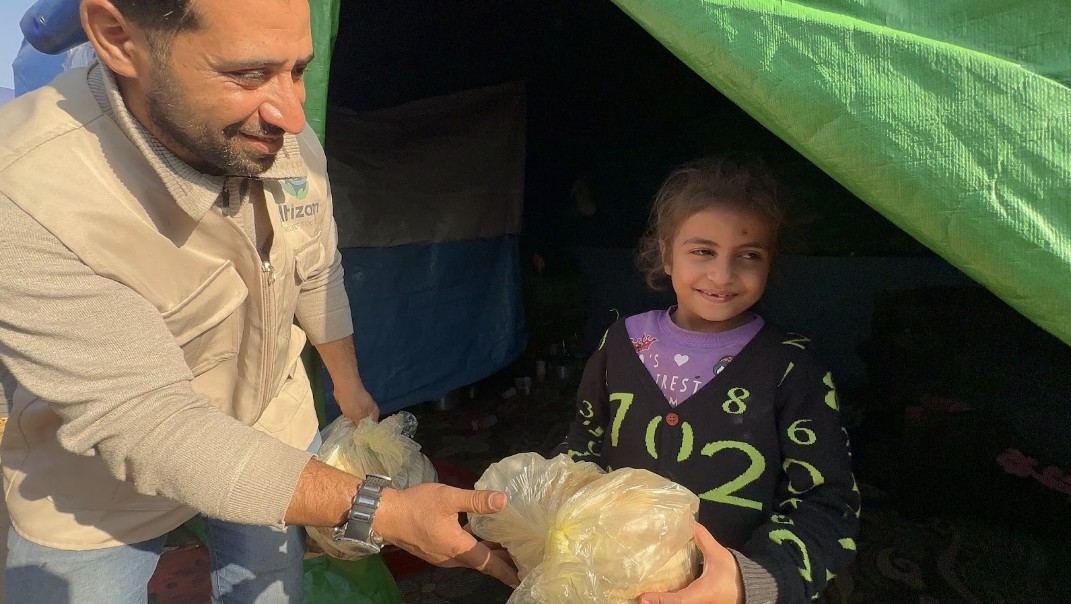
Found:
550,328 -> 613,462
294,237 -> 353,345
737,346 -> 861,602
293,132 -> 354,345
0,195 -> 313,527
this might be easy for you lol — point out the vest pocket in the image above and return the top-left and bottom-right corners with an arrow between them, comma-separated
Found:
292,236 -> 326,283
252,344 -> 319,448
162,263 -> 248,376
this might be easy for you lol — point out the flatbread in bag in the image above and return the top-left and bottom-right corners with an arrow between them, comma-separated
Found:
306,411 -> 437,559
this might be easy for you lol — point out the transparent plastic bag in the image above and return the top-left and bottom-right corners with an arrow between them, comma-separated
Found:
306,411 -> 438,560
468,452 -> 604,578
470,453 -> 700,603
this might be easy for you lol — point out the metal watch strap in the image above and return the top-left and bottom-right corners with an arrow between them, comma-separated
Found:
342,473 -> 391,544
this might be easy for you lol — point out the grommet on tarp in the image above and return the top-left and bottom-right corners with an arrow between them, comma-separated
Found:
20,0 -> 88,55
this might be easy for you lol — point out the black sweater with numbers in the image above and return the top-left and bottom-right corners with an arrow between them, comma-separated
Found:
553,319 -> 860,603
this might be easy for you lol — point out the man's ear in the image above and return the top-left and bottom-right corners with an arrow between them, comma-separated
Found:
81,0 -> 148,79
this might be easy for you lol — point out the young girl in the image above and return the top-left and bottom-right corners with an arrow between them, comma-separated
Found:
553,157 -> 860,603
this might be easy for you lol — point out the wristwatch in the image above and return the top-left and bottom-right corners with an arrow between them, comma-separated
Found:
333,473 -> 391,553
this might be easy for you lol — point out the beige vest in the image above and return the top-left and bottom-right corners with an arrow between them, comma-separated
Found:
0,70 -> 330,547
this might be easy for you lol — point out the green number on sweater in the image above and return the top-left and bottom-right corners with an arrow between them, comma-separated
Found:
642,417 -> 694,462
783,458 -> 825,494
579,399 -> 594,418
822,372 -> 839,410
697,441 -> 765,510
722,387 -> 750,414
782,334 -> 811,350
567,439 -> 600,459
678,421 -> 694,462
788,419 -> 817,445
780,361 -> 794,386
769,528 -> 813,582
609,392 -> 634,447
645,416 -> 661,459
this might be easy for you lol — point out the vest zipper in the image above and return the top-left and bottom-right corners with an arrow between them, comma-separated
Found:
261,259 -> 277,407
219,175 -> 278,417
262,260 -> 277,284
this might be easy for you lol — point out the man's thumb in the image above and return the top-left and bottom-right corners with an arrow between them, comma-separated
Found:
463,489 -> 508,514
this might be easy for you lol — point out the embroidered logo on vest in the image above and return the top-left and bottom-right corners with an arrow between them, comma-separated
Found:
276,177 -> 319,225
277,202 -> 321,223
281,177 -> 310,200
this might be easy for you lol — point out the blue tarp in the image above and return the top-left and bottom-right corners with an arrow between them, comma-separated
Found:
12,0 -> 89,95
328,236 -> 526,417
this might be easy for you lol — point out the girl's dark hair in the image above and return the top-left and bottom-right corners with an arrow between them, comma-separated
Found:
636,156 -> 785,290
110,0 -> 202,55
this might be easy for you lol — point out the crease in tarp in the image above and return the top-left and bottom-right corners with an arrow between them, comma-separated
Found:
777,0 -> 1071,85
703,1 -> 1060,83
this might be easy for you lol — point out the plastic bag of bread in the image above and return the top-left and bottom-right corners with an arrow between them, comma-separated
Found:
306,411 -> 437,560
470,453 -> 700,603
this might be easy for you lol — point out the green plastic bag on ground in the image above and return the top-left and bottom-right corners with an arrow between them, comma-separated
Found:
304,554 -> 402,604
180,516 -> 401,602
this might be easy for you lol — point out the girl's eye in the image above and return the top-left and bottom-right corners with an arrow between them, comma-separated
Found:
691,248 -> 713,256
740,252 -> 764,261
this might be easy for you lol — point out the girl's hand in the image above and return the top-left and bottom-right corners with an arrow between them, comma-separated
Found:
637,521 -> 744,604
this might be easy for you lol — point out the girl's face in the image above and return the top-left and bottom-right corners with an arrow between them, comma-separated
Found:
663,206 -> 774,333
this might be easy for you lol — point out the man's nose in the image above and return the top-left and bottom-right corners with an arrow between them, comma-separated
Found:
260,76 -> 307,135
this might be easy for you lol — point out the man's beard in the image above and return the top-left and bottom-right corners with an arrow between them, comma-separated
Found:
145,66 -> 281,176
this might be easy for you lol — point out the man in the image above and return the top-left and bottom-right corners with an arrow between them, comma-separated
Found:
0,0 -> 518,601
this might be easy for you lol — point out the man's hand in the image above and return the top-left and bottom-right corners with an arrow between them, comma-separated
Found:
375,483 -> 520,588
286,463 -> 519,588
314,335 -> 379,422
637,521 -> 743,604
336,386 -> 379,423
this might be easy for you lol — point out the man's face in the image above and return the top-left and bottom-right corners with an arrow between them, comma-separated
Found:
138,0 -> 314,175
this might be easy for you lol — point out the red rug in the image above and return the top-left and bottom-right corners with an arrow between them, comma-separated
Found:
147,545 -> 212,603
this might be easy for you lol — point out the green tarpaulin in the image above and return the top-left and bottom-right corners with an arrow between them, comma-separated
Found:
305,0 -> 340,146
301,0 -> 341,427
610,0 -> 1071,345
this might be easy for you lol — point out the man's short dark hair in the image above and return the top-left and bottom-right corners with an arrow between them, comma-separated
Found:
110,0 -> 202,56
